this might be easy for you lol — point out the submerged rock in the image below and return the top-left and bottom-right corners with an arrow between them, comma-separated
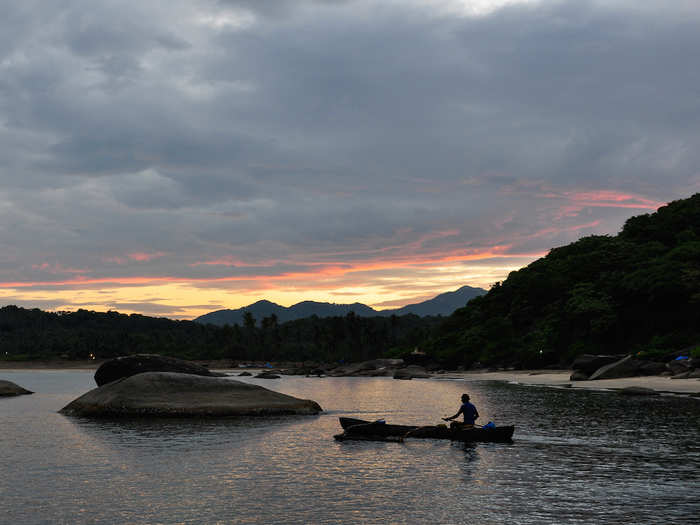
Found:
60,372 -> 322,417
0,380 -> 33,397
618,386 -> 658,396
328,359 -> 404,377
255,371 -> 281,379
94,354 -> 225,386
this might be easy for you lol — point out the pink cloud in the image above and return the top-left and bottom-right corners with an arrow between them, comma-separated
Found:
32,262 -> 89,274
103,252 -> 167,264
524,220 -> 602,241
127,252 -> 167,262
541,189 -> 664,215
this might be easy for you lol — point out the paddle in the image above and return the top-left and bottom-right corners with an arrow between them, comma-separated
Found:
442,417 -> 485,428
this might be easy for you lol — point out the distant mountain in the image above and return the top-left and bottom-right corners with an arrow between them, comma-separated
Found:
382,286 -> 484,317
194,285 -> 486,326
194,299 -> 377,326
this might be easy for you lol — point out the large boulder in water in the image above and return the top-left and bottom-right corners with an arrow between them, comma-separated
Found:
60,372 -> 322,417
328,359 -> 404,377
393,365 -> 431,380
397,365 -> 431,379
0,380 -> 33,396
94,354 -> 225,386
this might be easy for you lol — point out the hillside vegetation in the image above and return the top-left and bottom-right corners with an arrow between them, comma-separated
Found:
427,193 -> 700,367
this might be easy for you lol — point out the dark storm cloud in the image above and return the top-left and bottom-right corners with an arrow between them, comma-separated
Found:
0,0 -> 698,290
218,0 -> 354,18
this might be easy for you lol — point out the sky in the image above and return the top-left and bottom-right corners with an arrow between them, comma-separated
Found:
0,0 -> 698,319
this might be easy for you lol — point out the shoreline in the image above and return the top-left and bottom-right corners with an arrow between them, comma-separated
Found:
0,360 -> 101,370
448,370 -> 700,396
3,362 -> 699,395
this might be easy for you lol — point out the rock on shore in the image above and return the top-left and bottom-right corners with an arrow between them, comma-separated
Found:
281,359 -> 434,379
393,365 -> 431,380
60,372 -> 322,417
570,354 -> 691,381
325,359 -> 405,377
570,354 -> 620,376
0,379 -> 33,396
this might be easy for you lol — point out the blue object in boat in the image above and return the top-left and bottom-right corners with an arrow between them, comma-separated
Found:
675,356 -> 689,361
483,422 -> 495,429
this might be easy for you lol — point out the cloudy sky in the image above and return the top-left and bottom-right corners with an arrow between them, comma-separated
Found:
1,0 -> 698,319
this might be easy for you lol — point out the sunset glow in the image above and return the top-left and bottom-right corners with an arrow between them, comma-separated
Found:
0,201 -> 657,319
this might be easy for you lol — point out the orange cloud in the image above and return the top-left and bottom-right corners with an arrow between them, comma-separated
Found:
1,244 -> 537,291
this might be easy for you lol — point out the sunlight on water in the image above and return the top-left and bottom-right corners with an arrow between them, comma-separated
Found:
1,370 -> 698,524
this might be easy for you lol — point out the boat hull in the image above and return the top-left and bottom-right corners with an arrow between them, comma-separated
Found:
336,417 -> 514,443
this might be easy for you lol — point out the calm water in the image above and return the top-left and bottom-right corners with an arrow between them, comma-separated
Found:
1,370 -> 698,524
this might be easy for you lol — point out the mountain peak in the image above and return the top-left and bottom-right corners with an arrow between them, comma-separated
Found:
247,299 -> 280,308
195,285 -> 486,326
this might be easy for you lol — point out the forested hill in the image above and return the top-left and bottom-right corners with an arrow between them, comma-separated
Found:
427,193 -> 700,368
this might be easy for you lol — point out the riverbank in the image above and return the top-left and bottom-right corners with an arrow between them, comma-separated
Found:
448,370 -> 700,396
3,361 -> 699,395
0,359 -> 101,369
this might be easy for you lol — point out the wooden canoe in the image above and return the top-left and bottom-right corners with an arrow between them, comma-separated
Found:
335,417 -> 514,443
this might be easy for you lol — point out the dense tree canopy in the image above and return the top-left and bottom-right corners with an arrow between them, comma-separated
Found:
426,193 -> 700,367
0,306 -> 439,364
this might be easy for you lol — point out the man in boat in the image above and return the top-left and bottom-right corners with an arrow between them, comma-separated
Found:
443,393 -> 479,429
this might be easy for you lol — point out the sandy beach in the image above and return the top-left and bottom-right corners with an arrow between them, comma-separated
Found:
448,370 -> 700,396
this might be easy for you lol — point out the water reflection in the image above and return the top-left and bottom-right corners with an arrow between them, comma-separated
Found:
63,413 -> 320,451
